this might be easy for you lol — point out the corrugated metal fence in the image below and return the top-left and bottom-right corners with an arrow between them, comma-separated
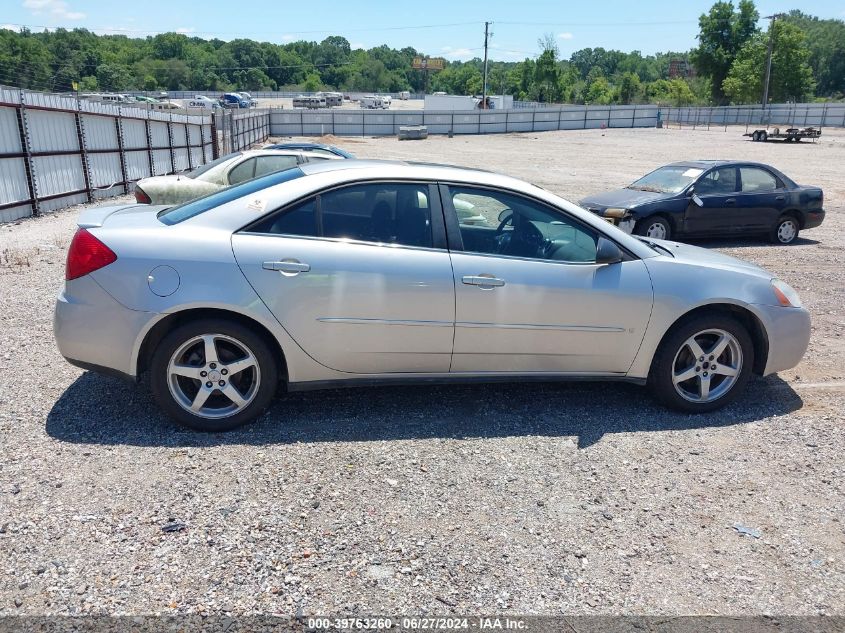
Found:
269,105 -> 660,136
0,87 -> 215,223
215,109 -> 271,154
662,102 -> 845,128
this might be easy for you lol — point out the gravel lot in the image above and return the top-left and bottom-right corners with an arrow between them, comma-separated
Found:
1,126 -> 843,617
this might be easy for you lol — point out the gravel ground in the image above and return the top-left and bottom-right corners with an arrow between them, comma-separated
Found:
0,126 -> 843,617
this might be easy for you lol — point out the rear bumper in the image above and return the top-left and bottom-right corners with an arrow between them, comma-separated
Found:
54,276 -> 156,379
803,209 -> 825,230
753,304 -> 811,376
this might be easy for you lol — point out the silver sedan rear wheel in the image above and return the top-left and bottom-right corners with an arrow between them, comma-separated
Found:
151,318 -> 280,431
671,328 -> 742,403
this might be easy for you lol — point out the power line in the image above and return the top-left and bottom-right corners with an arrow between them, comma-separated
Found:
1,20 -> 481,37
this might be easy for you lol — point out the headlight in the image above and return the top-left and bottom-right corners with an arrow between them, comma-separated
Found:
771,279 -> 802,308
604,207 -> 629,219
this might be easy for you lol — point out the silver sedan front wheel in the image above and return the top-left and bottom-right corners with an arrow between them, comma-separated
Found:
167,333 -> 261,419
650,314 -> 754,413
671,329 -> 742,403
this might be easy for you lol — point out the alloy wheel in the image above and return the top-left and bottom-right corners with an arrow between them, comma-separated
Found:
166,333 -> 261,419
671,328 -> 742,403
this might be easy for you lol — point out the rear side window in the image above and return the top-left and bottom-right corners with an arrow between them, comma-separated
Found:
248,182 -> 434,249
158,167 -> 306,225
228,158 -> 257,185
740,167 -> 779,192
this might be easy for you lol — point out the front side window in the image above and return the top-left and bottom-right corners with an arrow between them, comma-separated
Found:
740,167 -> 779,193
248,182 -> 434,249
697,167 -> 738,195
451,187 -> 599,263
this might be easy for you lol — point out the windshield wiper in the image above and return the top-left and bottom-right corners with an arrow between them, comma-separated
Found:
627,185 -> 664,193
637,237 -> 675,257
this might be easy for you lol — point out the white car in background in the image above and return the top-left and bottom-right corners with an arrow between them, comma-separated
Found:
134,149 -> 342,205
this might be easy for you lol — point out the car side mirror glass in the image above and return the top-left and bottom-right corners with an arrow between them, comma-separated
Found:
595,237 -> 623,265
692,194 -> 704,207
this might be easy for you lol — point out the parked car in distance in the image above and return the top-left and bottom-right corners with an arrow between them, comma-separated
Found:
578,160 -> 824,244
151,100 -> 183,110
237,92 -> 256,107
263,142 -> 355,159
133,95 -> 159,104
56,160 -> 811,432
133,149 -> 342,205
221,93 -> 248,109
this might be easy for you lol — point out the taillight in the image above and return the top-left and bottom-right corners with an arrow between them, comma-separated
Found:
134,186 -> 151,204
66,229 -> 117,280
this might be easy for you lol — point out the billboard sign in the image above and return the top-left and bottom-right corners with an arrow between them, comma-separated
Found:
412,57 -> 445,71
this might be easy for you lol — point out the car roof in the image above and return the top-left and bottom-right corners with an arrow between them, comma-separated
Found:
297,159 -> 541,189
239,148 -> 316,158
667,159 -> 778,170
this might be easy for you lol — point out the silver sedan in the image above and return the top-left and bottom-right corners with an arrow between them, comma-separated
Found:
54,160 -> 811,431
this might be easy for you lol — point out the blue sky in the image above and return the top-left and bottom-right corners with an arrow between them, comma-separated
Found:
3,0 -> 844,60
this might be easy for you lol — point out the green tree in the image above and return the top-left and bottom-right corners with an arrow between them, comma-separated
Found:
722,20 -> 815,103
691,0 -> 759,103
618,72 -> 642,104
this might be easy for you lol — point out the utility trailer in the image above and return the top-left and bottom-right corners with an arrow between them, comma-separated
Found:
744,127 -> 822,143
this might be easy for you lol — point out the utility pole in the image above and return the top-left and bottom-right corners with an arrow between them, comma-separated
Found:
482,21 -> 490,109
762,13 -> 785,107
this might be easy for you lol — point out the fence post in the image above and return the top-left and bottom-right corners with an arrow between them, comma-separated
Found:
167,112 -> 176,174
144,110 -> 155,177
558,106 -> 563,131
73,104 -> 93,202
583,105 -> 588,130
16,91 -> 39,217
114,112 -> 128,194
185,122 -> 193,172
631,104 -> 636,128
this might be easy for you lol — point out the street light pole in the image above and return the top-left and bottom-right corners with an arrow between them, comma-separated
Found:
762,13 -> 785,107
482,21 -> 490,109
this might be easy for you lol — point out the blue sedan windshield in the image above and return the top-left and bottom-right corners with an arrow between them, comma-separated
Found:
158,167 -> 306,225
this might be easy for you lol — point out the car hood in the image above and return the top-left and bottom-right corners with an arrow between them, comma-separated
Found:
580,188 -> 673,211
645,238 -> 771,279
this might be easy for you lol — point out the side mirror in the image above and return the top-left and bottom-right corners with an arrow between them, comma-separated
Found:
692,194 -> 704,207
497,209 -> 513,223
596,237 -> 623,265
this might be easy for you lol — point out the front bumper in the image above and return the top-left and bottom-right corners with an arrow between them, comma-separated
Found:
593,212 -> 636,234
753,304 -> 811,376
54,275 -> 156,379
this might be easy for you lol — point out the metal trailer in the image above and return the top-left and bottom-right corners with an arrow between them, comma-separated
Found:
744,127 -> 822,143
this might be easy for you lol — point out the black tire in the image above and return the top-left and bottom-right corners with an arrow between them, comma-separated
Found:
751,131 -> 760,142
649,314 -> 754,413
634,215 -> 672,241
770,214 -> 800,245
150,318 -> 280,431
760,130 -> 768,142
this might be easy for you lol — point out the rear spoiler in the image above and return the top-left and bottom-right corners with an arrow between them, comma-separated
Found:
77,204 -> 168,228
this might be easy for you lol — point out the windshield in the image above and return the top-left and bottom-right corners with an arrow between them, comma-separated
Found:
628,165 -> 704,194
185,152 -> 242,179
158,167 -> 306,225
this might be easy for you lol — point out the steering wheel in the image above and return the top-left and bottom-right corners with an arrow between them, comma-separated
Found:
495,210 -> 514,234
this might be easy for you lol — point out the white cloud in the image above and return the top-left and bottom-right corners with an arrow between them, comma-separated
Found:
175,27 -> 195,34
1,24 -> 23,32
558,32 -> 573,40
350,42 -> 366,50
442,45 -> 476,61
22,0 -> 85,20
281,34 -> 295,41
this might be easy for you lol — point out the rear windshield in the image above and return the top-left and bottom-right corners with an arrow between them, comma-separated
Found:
158,167 -> 306,225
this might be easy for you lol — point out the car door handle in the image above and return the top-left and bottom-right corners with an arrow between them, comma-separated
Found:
725,198 -> 736,205
263,260 -> 310,274
775,195 -> 785,201
462,275 -> 505,288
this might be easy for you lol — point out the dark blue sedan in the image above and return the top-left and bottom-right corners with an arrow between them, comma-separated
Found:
579,160 -> 825,244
